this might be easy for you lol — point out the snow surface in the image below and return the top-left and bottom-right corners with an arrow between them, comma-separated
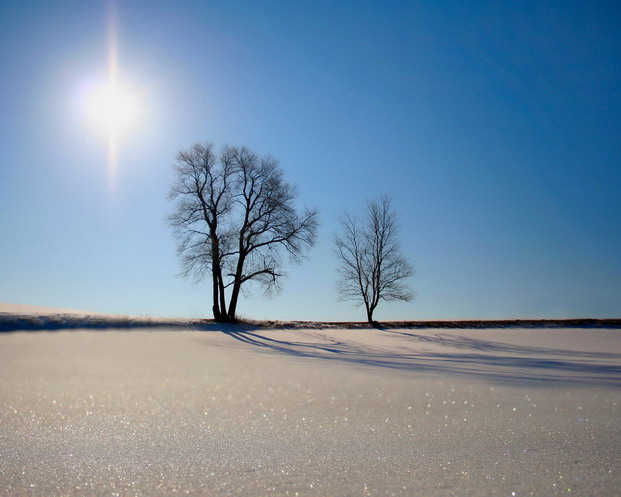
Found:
0,303 -> 195,331
1,314 -> 620,495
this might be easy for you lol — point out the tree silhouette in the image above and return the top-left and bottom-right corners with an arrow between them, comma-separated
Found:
335,195 -> 414,324
169,143 -> 318,322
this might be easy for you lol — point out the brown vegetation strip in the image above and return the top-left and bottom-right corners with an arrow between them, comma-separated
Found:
0,314 -> 619,332
249,318 -> 621,330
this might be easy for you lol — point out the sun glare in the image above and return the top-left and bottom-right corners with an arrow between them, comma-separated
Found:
75,1 -> 143,187
85,81 -> 138,134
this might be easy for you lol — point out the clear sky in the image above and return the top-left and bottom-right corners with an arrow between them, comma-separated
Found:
1,0 -> 620,321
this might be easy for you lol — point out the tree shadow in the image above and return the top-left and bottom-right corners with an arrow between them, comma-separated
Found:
386,329 -> 621,360
223,329 -> 621,387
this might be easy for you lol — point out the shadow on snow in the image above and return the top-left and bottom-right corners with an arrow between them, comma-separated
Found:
222,329 -> 621,388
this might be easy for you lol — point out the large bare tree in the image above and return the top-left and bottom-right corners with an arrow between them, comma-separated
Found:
334,195 -> 414,324
167,143 -> 233,321
168,143 -> 318,322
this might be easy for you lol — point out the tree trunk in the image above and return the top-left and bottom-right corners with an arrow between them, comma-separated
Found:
227,264 -> 244,321
227,282 -> 241,321
217,273 -> 227,319
211,269 -> 222,321
227,254 -> 246,322
210,236 -> 229,322
366,307 -> 374,325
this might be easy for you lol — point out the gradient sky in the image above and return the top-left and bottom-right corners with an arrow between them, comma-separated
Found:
1,0 -> 620,321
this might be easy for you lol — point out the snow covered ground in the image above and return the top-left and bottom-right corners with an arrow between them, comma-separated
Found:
1,306 -> 620,495
0,303 -> 195,331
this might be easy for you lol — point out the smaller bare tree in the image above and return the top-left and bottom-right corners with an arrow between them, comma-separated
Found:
334,195 -> 414,324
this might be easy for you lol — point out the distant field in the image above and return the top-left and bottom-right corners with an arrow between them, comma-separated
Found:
1,303 -> 620,332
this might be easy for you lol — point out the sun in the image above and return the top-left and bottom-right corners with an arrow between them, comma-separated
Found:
84,81 -> 139,134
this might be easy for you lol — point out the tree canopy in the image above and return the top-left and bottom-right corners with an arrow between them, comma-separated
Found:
168,143 -> 318,322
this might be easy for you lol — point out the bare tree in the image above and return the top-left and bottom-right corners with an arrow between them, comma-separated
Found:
334,195 -> 414,324
168,143 -> 233,321
225,146 -> 319,320
168,142 -> 318,322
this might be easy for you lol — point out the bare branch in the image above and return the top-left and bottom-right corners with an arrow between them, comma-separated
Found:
168,142 -> 318,321
334,195 -> 414,323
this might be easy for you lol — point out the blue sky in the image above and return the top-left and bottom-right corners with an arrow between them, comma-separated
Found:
1,0 -> 619,320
